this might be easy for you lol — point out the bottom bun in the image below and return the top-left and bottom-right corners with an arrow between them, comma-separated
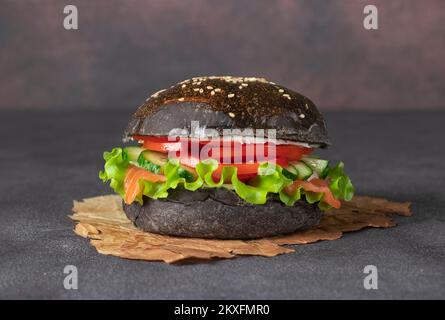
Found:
123,187 -> 323,240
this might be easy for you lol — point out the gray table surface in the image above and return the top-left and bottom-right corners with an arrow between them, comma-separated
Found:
0,110 -> 444,299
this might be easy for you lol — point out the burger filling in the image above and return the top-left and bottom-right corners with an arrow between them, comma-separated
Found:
99,136 -> 354,210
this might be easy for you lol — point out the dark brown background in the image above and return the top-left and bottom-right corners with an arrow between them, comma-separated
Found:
1,1 -> 445,300
1,0 -> 444,110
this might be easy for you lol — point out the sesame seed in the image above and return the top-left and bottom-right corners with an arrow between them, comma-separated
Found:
241,83 -> 248,87
228,112 -> 235,118
206,86 -> 213,90
283,94 -> 291,100
193,88 -> 199,92
178,97 -> 185,101
210,90 -> 215,96
199,88 -> 204,93
299,114 -> 305,119
278,89 -> 284,93
181,84 -> 186,88
215,88 -> 222,92
238,85 -> 243,89
228,93 -> 235,98
305,103 -> 309,109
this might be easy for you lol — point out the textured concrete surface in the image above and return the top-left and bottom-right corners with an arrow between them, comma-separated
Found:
1,0 -> 445,111
0,110 -> 444,299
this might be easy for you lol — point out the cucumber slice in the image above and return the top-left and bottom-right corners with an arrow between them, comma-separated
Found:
138,150 -> 167,166
137,160 -> 161,174
289,161 -> 313,180
301,157 -> 329,177
137,150 -> 167,174
122,146 -> 143,161
282,166 -> 298,180
178,166 -> 197,182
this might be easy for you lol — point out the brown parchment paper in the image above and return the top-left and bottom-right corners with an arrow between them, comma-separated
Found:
70,195 -> 412,264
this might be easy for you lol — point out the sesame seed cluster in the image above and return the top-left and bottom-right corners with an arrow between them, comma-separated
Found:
134,76 -> 316,123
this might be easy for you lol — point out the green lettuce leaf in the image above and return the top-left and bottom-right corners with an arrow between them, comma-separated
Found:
195,160 -> 294,204
325,162 -> 355,201
99,148 -> 129,197
134,160 -> 203,204
99,147 -> 354,210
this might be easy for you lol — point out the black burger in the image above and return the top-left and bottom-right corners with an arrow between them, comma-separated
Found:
100,76 -> 354,239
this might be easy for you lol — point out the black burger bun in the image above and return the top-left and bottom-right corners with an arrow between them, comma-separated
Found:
121,76 -> 327,239
124,76 -> 330,146
122,187 -> 323,240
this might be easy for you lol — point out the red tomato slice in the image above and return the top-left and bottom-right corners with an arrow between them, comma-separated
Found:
199,141 -> 311,162
178,154 -> 288,169
142,141 -> 180,153
124,166 -> 167,204
209,159 -> 288,182
275,158 -> 289,168
284,178 -> 341,209
133,135 -> 182,153
134,136 -> 312,162
211,163 -> 260,183
275,145 -> 312,161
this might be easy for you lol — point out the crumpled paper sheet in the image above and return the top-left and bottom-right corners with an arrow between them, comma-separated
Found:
70,195 -> 412,264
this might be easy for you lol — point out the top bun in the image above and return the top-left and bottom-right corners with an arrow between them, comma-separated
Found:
124,76 -> 329,146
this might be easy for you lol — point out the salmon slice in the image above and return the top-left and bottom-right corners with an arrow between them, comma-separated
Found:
284,178 -> 341,209
124,166 -> 167,204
